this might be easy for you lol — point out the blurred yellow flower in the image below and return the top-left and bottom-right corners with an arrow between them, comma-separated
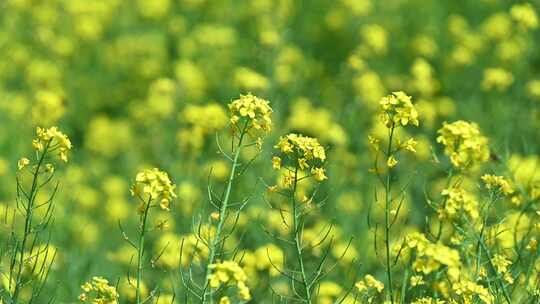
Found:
355,274 -> 384,293
17,157 -> 30,170
481,67 -> 514,92
481,174 -> 515,196
208,260 -> 251,301
511,3 -> 538,30
387,155 -> 398,168
79,276 -> 119,304
234,67 -> 269,91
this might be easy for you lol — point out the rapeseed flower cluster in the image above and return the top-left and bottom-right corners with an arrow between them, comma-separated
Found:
3,0 -> 540,302
228,93 -> 272,135
78,277 -> 119,304
451,280 -> 494,304
355,274 -> 384,303
405,232 -> 461,281
436,120 -> 489,170
481,174 -> 515,196
411,297 -> 445,304
511,3 -> 539,30
379,91 -> 419,128
439,186 -> 480,221
130,168 -> 176,211
32,126 -> 72,162
369,91 -> 419,171
207,260 -> 251,301
17,157 -> 30,170
491,254 -> 514,284
273,133 -> 327,183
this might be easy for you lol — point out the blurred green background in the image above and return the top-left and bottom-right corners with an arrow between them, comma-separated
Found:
0,0 -> 539,302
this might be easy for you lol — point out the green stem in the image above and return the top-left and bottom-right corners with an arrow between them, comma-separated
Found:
476,195 -> 512,304
384,125 -> 395,304
478,238 -> 512,304
201,125 -> 247,303
12,142 -> 51,304
292,165 -> 311,303
400,265 -> 409,304
136,197 -> 152,304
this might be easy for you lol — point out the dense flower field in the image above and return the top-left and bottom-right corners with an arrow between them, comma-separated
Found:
1,0 -> 540,303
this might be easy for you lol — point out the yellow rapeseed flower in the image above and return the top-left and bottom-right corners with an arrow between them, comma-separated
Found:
481,174 -> 515,196
131,168 -> 177,211
78,276 -> 119,304
387,155 -> 398,168
207,260 -> 251,301
355,274 -> 384,293
311,167 -> 327,181
273,133 -> 328,184
436,120 -> 489,169
274,134 -> 326,162
379,91 -> 419,128
32,126 -> 72,162
511,3 -> 539,30
17,157 -> 30,170
481,67 -> 514,92
228,93 -> 272,135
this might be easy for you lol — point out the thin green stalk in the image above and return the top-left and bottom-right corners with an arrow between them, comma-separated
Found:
475,194 -> 512,304
478,238 -> 512,304
201,125 -> 247,303
384,125 -> 395,304
399,266 -> 409,304
292,165 -> 311,303
136,197 -> 152,304
12,141 -> 51,304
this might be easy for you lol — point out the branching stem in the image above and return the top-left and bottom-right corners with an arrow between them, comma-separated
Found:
12,141 -> 51,304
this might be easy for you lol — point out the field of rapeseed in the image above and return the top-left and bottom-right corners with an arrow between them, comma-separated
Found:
1,0 -> 540,303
